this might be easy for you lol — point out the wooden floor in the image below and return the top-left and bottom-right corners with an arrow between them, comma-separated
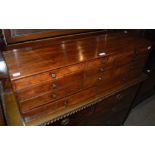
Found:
124,95 -> 155,126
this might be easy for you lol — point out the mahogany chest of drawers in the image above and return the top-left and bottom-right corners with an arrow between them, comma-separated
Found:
1,30 -> 151,125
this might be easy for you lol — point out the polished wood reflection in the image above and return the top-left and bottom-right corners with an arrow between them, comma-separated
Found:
2,30 -> 151,125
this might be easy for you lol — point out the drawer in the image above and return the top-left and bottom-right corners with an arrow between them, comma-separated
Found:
113,65 -> 131,81
130,58 -> 147,70
22,98 -> 68,122
86,51 -> 134,77
127,58 -> 148,80
84,69 -> 113,88
113,61 -> 145,84
51,84 -> 139,126
134,44 -> 150,62
19,78 -> 83,113
22,86 -> 97,122
135,41 -> 151,51
13,63 -> 84,91
113,51 -> 135,67
16,71 -> 84,102
86,55 -> 115,74
134,51 -> 149,60
66,86 -> 97,106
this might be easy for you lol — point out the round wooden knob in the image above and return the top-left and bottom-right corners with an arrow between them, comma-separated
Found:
98,77 -> 102,81
64,100 -> 68,107
51,73 -> 56,78
100,68 -> 104,72
52,83 -> 57,89
52,94 -> 57,99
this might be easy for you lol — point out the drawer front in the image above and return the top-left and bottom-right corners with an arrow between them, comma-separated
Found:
67,86 -> 97,106
16,71 -> 84,102
136,42 -> 151,51
86,55 -> 115,72
51,84 -> 139,126
113,51 -> 135,67
20,78 -> 83,113
135,48 -> 149,60
84,69 -> 114,88
86,51 -> 133,75
22,98 -> 68,122
22,86 -> 97,122
112,59 -> 145,83
113,64 -> 131,81
13,63 -> 84,91
128,57 -> 148,80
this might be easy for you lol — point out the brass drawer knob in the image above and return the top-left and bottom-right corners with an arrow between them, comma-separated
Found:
98,77 -> 102,81
60,118 -> 70,126
51,73 -> 56,78
52,83 -> 57,89
64,100 -> 68,107
52,94 -> 57,99
99,68 -> 104,72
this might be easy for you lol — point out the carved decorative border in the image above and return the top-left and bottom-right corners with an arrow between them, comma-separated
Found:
39,77 -> 146,126
39,97 -> 103,126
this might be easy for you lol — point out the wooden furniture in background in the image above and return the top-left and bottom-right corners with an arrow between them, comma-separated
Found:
3,29 -> 97,44
1,29 -> 151,126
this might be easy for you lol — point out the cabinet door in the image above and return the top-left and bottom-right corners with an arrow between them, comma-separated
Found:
93,85 -> 139,126
50,85 -> 139,126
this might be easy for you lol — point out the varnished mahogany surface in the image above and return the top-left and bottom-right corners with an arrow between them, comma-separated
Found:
3,33 -> 150,80
3,74 -> 146,126
2,30 -> 151,125
51,84 -> 139,126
